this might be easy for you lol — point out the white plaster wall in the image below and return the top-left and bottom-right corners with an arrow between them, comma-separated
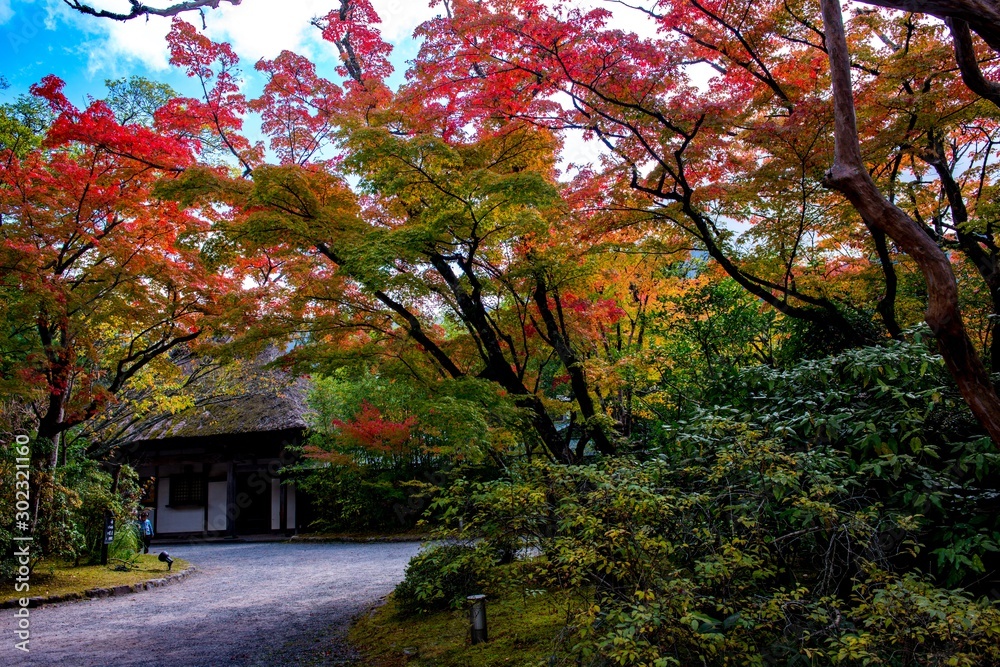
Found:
155,478 -> 205,533
287,482 -> 296,531
207,481 -> 228,532
271,478 -> 281,531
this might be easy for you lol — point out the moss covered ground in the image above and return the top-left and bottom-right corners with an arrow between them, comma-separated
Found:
350,590 -> 572,667
0,554 -> 191,604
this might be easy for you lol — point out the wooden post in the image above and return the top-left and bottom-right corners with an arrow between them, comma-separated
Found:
468,595 -> 487,644
279,476 -> 288,534
226,460 -> 236,538
202,464 -> 209,536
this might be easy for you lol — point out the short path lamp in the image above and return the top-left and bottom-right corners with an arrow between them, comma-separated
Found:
157,551 -> 174,571
468,594 -> 487,644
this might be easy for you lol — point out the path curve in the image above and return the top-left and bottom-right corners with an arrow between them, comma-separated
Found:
2,541 -> 421,666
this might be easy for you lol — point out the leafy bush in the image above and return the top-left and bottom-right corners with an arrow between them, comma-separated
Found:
0,454 -> 19,580
107,522 -> 142,570
393,544 -> 494,614
427,423 -> 1000,665
296,464 -> 411,531
674,330 -> 1000,588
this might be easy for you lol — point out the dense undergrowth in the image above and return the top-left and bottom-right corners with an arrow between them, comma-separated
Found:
386,335 -> 1000,666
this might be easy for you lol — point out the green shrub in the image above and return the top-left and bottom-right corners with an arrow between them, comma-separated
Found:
107,522 -> 142,569
673,331 -> 1000,588
297,464 -> 411,532
394,544 -> 494,614
427,433 -> 1000,666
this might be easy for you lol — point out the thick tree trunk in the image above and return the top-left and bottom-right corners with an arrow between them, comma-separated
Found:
821,0 -> 1000,445
29,433 -> 59,553
921,139 -> 1000,371
31,387 -> 68,549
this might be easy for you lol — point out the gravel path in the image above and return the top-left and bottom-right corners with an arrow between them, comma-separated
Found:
2,541 -> 421,667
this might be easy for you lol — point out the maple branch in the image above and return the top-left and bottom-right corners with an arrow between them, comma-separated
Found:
107,328 -> 202,394
62,0 -> 240,25
311,1 -> 365,85
820,0 -> 1000,446
561,59 -> 861,339
856,0 -> 1000,53
918,134 -> 1000,364
193,69 -> 255,177
865,222 -> 904,339
603,0 -> 661,18
687,0 -> 790,103
782,0 -> 827,51
532,272 -> 616,454
314,242 -> 464,379
947,18 -> 1000,109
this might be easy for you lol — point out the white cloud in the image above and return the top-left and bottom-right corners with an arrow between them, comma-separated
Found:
37,0 -> 662,87
201,0 -> 337,64
200,0 -> 441,64
370,0 -> 439,42
0,0 -> 14,26
84,17 -> 173,75
52,0 -> 442,79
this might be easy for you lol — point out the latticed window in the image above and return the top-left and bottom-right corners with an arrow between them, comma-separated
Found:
169,472 -> 204,506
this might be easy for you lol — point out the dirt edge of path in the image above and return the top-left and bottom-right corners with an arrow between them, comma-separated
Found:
0,566 -> 196,610
289,534 -> 428,544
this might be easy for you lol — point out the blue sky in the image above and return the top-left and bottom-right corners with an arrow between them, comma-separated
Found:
0,0 -> 657,171
0,0 -> 440,107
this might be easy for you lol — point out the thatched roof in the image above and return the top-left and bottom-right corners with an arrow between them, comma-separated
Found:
118,348 -> 310,445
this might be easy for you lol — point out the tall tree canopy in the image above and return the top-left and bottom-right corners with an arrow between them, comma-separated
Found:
12,0 -> 1000,454
0,75 -> 242,540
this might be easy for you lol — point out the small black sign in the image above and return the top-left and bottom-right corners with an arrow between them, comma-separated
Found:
103,514 -> 115,545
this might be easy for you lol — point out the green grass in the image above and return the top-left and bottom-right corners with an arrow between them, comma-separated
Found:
350,589 -> 572,667
0,555 -> 191,604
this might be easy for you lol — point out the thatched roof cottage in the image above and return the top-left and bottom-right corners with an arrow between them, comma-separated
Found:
118,354 -> 313,538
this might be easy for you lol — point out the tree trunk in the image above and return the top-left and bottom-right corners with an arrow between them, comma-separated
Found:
859,0 -> 1000,52
532,275 -> 617,456
947,18 -> 1000,108
31,388 -> 67,549
866,223 -> 904,340
821,0 -> 1000,445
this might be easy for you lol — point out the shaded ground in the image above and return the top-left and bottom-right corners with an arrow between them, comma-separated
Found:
2,541 -> 421,667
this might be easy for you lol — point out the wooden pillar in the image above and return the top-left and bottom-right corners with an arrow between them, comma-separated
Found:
153,464 -> 160,535
202,464 -> 209,537
279,477 -> 288,534
226,460 -> 236,538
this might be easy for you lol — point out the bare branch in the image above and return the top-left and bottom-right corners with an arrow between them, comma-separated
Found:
62,0 -> 240,26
